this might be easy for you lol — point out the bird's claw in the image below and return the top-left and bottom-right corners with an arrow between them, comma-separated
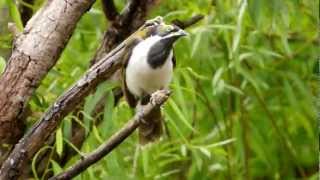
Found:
150,90 -> 170,106
137,109 -> 148,124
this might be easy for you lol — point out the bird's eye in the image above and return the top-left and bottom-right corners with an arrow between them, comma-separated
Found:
145,21 -> 157,27
165,25 -> 175,32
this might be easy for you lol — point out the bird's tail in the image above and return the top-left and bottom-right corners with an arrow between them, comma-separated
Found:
138,106 -> 163,145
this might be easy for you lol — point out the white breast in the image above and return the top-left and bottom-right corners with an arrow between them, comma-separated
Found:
125,36 -> 173,97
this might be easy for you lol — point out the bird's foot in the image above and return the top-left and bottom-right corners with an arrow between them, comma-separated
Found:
150,89 -> 171,106
137,109 -> 148,124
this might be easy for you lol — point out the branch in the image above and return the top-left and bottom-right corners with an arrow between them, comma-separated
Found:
119,0 -> 140,25
0,19 -> 162,180
172,14 -> 204,29
101,0 -> 118,21
49,90 -> 171,180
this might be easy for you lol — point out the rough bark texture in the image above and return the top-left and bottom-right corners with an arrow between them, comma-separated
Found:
0,21 -> 161,180
49,90 -> 170,180
0,0 -> 95,145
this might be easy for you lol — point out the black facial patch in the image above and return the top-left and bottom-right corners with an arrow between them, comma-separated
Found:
147,39 -> 173,69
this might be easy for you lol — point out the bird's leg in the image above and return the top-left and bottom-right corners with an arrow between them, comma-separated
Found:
140,94 -> 151,105
136,97 -> 148,124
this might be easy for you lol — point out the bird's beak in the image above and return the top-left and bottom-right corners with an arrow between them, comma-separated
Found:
178,29 -> 188,36
172,29 -> 188,37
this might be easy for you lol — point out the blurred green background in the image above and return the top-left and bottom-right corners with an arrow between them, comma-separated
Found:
0,0 -> 318,179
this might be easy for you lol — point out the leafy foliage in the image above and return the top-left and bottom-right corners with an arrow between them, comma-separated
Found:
0,0 -> 318,179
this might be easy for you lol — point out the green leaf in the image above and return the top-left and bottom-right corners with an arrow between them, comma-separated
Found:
6,0 -> 23,30
92,125 -> 103,144
102,92 -> 115,137
0,56 -> 5,74
63,138 -> 84,157
199,147 -> 211,159
212,67 -> 224,87
165,112 -> 188,143
231,0 -> 247,56
50,160 -> 63,175
55,127 -> 63,156
31,145 -> 52,180
191,29 -> 203,58
224,83 -> 244,95
168,99 -> 195,132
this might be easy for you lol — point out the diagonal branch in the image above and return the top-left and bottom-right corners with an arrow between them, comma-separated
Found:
0,20 -> 161,180
49,90 -> 171,180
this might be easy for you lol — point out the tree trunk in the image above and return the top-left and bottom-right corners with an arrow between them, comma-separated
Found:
0,0 -> 95,145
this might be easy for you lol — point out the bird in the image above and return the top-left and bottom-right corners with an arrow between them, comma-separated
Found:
121,19 -> 187,145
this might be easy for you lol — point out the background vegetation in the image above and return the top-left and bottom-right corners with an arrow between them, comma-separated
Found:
0,0 -> 318,179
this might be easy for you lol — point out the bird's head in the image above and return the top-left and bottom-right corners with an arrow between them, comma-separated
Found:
134,16 -> 187,46
154,23 -> 187,44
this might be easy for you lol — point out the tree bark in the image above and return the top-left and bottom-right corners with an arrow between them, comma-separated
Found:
0,0 -> 95,145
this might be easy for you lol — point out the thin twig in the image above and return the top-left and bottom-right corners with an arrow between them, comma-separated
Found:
119,0 -> 140,24
49,90 -> 171,180
172,14 -> 204,29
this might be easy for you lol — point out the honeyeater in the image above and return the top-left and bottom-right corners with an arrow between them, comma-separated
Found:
122,17 -> 187,144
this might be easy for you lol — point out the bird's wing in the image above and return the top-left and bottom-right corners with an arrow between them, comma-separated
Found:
122,70 -> 137,107
121,38 -> 141,108
172,49 -> 176,68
